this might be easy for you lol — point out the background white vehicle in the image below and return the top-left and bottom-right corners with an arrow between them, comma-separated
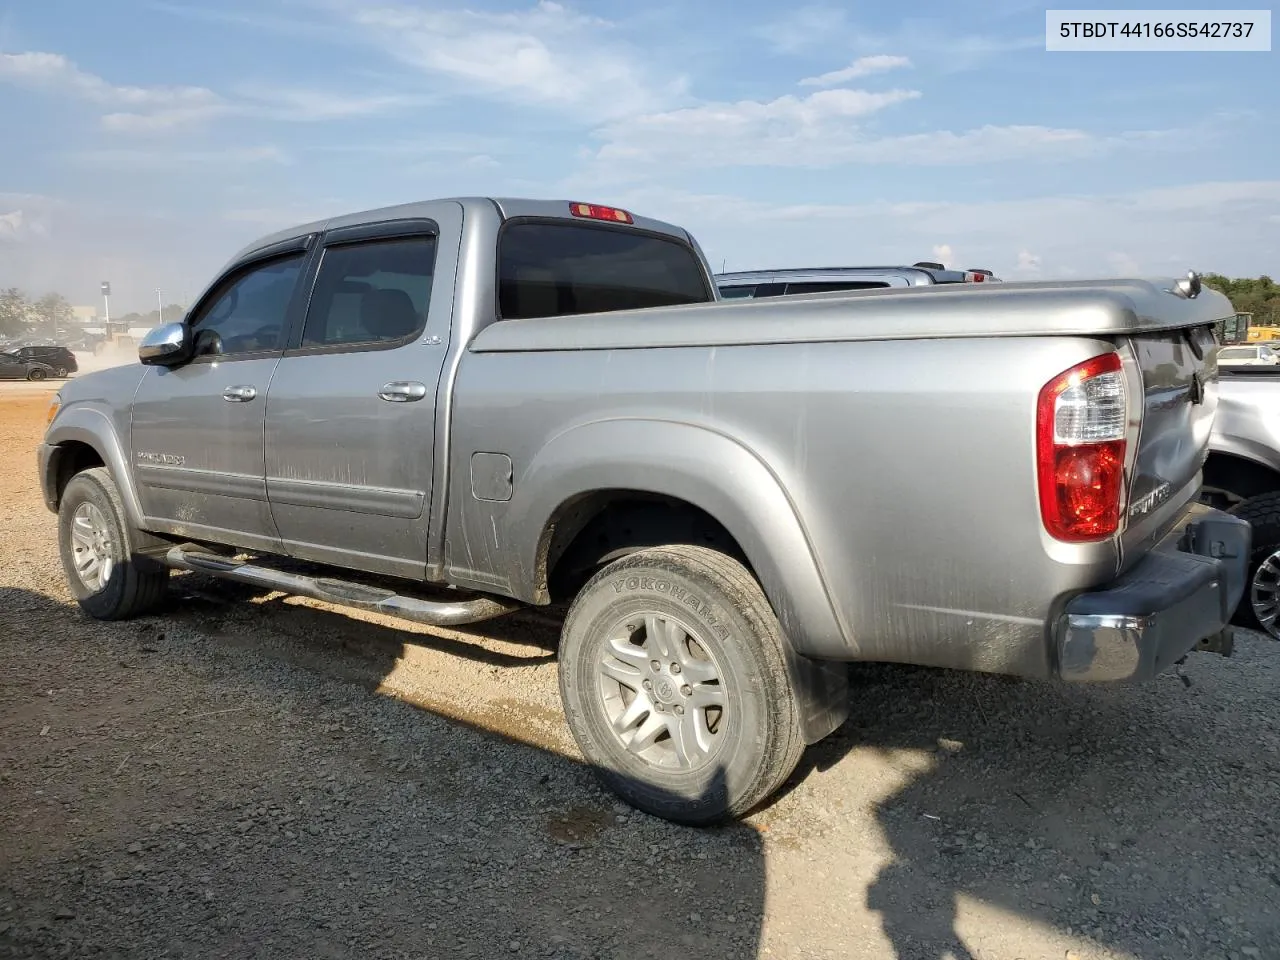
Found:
1217,344 -> 1280,366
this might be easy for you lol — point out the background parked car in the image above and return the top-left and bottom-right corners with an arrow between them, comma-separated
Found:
3,345 -> 78,377
0,352 -> 55,381
1217,344 -> 1280,367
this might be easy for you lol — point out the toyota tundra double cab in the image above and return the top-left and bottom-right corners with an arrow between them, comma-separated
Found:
39,197 -> 1249,823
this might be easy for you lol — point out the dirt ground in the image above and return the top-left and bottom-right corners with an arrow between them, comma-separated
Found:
2,380 -> 1279,960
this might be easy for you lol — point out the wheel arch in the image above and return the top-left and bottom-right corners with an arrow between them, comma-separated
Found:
43,409 -> 145,527
1202,448 -> 1280,507
508,418 -> 849,658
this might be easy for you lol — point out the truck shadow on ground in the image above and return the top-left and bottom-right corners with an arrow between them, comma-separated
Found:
3,582 -> 1278,959
166,577 -> 1280,958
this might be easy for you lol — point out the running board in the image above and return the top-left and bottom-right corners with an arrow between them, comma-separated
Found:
163,546 -> 522,626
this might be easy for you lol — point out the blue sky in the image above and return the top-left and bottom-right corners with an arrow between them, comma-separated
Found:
0,0 -> 1276,311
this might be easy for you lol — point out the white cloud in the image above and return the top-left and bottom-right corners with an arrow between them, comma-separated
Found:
0,209 -> 24,240
67,145 -> 291,169
0,51 -> 218,108
757,7 -> 1041,72
757,5 -> 851,55
800,55 -> 912,88
1015,250 -> 1043,275
594,87 -> 928,168
234,87 -> 422,121
338,0 -> 685,122
593,86 -> 1127,170
931,244 -> 955,266
0,50 -> 416,132
0,50 -> 225,131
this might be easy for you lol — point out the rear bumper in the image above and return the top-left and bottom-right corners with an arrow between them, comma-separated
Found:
1056,503 -> 1250,682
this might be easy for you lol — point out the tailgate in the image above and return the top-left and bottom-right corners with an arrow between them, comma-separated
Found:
1120,324 -> 1219,565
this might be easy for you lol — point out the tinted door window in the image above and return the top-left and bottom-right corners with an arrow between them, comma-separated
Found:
189,254 -> 304,357
498,222 -> 711,320
783,281 -> 891,294
717,285 -> 757,299
301,236 -> 437,348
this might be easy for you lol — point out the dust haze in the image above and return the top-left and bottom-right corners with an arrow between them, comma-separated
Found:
72,343 -> 142,375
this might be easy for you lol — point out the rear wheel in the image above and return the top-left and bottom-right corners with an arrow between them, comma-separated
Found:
558,544 -> 805,825
57,467 -> 169,620
1229,491 -> 1280,640
27,367 -> 46,381
53,366 -> 68,378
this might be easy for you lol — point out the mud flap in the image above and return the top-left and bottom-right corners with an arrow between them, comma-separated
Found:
784,647 -> 850,745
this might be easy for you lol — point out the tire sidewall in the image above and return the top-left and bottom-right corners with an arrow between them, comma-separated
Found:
28,368 -> 46,381
58,472 -> 132,617
1242,536 -> 1280,636
559,558 -> 775,823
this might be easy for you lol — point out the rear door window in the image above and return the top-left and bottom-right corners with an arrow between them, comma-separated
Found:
301,236 -> 436,348
498,222 -> 711,320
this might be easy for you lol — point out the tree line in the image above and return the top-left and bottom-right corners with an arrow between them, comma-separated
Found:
0,288 -> 75,339
0,287 -> 185,340
1203,275 -> 1280,326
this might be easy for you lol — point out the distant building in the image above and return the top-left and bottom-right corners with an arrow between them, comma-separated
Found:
71,305 -> 97,324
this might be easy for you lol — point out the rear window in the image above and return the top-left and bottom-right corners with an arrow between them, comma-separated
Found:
498,222 -> 711,320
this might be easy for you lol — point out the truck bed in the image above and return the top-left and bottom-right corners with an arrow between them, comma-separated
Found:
472,278 -> 1233,353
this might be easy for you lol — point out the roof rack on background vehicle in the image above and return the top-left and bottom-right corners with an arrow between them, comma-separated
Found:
714,261 -> 1002,299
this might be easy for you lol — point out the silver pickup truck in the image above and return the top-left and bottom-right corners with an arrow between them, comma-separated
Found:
1202,364 -> 1280,638
38,197 -> 1250,823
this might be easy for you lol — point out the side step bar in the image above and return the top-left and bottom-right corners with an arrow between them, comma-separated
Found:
163,546 -> 522,627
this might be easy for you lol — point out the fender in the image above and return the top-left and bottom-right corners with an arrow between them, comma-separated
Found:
504,417 -> 851,659
43,405 -> 146,529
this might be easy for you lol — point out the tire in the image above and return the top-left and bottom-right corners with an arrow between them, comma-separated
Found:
558,544 -> 805,825
53,366 -> 67,378
1229,491 -> 1280,639
27,367 -> 46,381
57,467 -> 169,621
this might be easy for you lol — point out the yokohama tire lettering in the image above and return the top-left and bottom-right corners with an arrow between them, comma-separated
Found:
610,577 -> 731,640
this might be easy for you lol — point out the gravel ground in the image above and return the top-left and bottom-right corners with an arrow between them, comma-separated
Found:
2,385 -> 1279,960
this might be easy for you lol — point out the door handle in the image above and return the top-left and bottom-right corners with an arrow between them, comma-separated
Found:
222,385 -> 258,402
378,381 -> 428,403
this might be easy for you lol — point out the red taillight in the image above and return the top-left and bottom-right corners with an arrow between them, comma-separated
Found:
1036,352 -> 1129,542
964,271 -> 986,282
569,202 -> 634,224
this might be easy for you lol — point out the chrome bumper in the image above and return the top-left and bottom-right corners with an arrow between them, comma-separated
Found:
1056,504 -> 1251,682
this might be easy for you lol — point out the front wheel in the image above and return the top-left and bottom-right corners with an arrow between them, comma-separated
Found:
57,467 -> 169,620
27,367 -> 46,381
558,544 -> 805,825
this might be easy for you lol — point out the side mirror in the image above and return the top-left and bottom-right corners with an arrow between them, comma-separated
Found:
138,322 -> 191,366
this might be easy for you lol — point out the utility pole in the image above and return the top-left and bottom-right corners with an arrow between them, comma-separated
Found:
156,288 -> 164,323
100,281 -> 112,331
